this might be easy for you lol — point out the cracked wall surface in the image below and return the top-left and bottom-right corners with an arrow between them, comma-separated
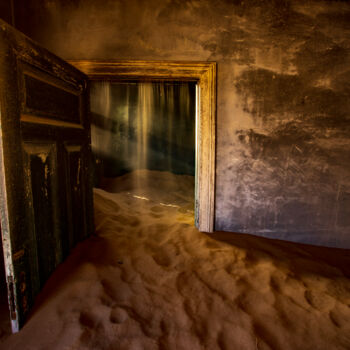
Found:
7,0 -> 350,248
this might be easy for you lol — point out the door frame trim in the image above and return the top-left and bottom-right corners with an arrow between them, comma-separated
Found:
70,60 -> 216,232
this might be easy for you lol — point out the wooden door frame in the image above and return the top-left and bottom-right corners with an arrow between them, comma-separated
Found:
69,60 -> 216,232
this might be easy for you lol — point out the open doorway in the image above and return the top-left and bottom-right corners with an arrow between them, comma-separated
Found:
70,60 -> 217,233
90,80 -> 197,220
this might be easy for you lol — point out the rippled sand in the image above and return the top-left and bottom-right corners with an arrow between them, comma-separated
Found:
2,170 -> 350,350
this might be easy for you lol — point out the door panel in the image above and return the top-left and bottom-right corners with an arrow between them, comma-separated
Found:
64,144 -> 89,248
23,142 -> 61,288
23,74 -> 81,123
0,20 -> 93,331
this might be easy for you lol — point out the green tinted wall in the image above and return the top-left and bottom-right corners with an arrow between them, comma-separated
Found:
90,81 -> 196,178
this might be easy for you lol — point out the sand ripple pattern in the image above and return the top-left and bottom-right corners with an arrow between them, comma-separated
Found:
2,171 -> 350,350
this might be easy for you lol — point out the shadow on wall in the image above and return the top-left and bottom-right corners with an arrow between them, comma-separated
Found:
90,81 -> 196,182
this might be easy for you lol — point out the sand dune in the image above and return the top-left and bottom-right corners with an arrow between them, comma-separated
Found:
1,170 -> 350,349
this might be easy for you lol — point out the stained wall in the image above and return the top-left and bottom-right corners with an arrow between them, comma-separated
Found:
90,81 -> 196,178
10,0 -> 350,248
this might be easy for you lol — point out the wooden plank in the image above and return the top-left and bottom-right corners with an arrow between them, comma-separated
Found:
21,114 -> 83,129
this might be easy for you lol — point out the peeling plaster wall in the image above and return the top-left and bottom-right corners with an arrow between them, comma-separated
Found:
13,0 -> 350,248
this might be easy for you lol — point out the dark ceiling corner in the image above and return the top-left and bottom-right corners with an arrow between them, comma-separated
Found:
0,0 -> 14,26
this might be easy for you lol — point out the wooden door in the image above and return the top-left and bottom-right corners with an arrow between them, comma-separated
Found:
0,20 -> 94,332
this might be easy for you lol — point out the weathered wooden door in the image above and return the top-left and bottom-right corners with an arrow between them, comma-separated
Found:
0,20 -> 94,331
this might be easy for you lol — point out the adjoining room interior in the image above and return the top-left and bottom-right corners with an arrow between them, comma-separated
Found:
90,80 -> 196,219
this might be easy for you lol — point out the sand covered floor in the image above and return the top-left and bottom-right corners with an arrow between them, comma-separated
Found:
1,170 -> 350,350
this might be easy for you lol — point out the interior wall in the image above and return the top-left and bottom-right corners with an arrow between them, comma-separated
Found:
90,81 -> 196,179
12,0 -> 350,248
0,0 -> 13,26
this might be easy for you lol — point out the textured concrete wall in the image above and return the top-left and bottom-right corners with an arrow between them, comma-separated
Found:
13,0 -> 350,248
